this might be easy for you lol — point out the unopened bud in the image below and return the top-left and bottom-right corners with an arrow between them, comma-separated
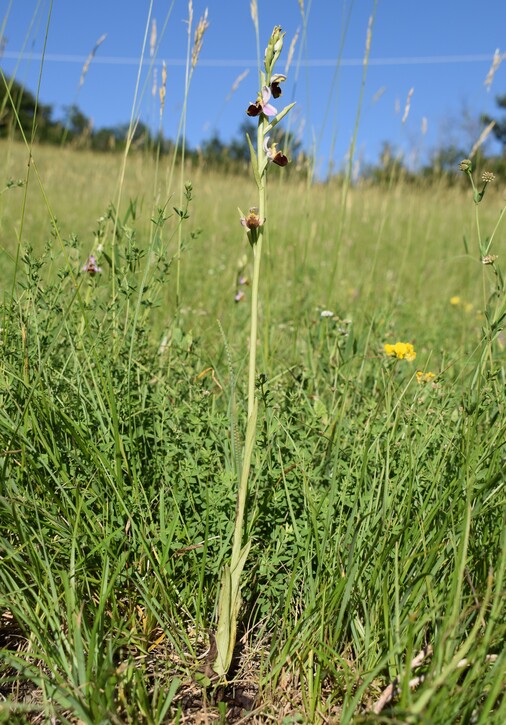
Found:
264,25 -> 285,77
459,159 -> 472,173
273,31 -> 283,53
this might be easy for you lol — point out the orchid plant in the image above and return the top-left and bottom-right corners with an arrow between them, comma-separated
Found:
212,26 -> 295,678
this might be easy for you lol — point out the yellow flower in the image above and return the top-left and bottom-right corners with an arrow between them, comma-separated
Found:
384,342 -> 416,362
416,371 -> 436,384
450,296 -> 461,306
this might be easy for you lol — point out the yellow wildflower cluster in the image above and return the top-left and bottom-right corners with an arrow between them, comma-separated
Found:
416,371 -> 436,384
383,342 -> 416,362
450,296 -> 474,313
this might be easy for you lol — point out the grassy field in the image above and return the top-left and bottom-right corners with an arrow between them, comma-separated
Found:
0,140 -> 498,343
1,0 -> 506,711
0,133 -> 504,723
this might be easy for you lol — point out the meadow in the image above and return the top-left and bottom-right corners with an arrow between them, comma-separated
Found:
0,11 -> 505,719
0,133 -> 504,723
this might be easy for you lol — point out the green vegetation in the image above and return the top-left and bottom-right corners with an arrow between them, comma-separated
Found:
0,6 -> 505,723
1,130 -> 504,721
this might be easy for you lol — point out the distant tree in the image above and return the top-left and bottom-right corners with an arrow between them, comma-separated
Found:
0,74 -> 175,153
112,120 -> 154,149
91,127 -> 118,152
228,120 -> 256,163
200,132 -> 228,165
428,144 -> 467,174
131,120 -> 154,148
58,103 -> 93,147
0,75 -> 55,140
64,104 -> 90,136
482,94 -> 506,154
362,141 -> 407,183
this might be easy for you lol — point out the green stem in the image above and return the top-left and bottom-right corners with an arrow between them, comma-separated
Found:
230,400 -> 257,566
475,203 -> 482,253
212,115 -> 268,679
239,115 -> 267,546
247,118 -> 266,419
239,116 -> 266,549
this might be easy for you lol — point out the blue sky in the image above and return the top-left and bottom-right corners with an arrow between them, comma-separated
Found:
1,0 -> 506,175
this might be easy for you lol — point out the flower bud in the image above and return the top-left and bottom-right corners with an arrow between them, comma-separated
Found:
264,26 -> 285,77
273,30 -> 283,53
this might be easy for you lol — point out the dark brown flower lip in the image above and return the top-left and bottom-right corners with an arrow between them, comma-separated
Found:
272,151 -> 288,166
270,82 -> 282,98
270,73 -> 286,98
246,102 -> 262,117
245,86 -> 277,117
263,136 -> 289,167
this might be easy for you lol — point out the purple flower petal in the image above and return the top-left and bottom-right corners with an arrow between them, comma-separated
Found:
262,102 -> 277,117
261,86 -> 277,116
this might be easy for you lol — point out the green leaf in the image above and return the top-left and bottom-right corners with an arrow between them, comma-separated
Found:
264,102 -> 296,134
213,540 -> 252,677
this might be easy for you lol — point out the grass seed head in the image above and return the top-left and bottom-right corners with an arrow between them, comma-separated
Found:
192,8 -> 209,69
484,48 -> 506,91
79,34 -> 107,88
